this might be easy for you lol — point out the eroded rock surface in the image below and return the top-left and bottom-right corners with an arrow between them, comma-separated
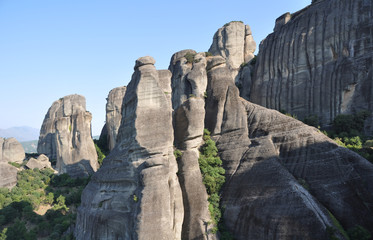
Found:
249,0 -> 373,130
204,58 -> 373,239
0,137 -> 25,188
170,51 -> 216,239
75,57 -> 183,240
37,94 -> 98,177
209,21 -> 256,81
103,86 -> 127,151
26,154 -> 52,170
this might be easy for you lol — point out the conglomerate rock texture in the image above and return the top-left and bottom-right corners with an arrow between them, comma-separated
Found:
75,57 -> 184,240
102,86 -> 127,151
209,21 -> 256,82
37,94 -> 98,177
75,7 -> 373,238
248,0 -> 373,129
0,137 -> 25,188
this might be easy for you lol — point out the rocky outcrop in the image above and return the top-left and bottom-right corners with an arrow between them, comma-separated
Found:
0,137 -> 24,188
26,154 -> 52,170
209,21 -> 256,82
170,51 -> 216,239
204,57 -> 373,239
0,137 -> 25,164
103,86 -> 127,151
249,0 -> 373,129
75,57 -> 183,239
37,94 -> 98,177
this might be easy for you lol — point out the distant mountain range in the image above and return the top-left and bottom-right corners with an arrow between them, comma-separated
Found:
0,126 -> 40,142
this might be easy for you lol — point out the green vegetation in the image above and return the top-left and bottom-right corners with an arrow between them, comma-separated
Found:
223,21 -> 243,27
198,129 -> 233,238
280,109 -> 298,119
303,115 -> 319,128
95,143 -> 106,166
205,52 -> 213,57
184,52 -> 196,64
327,210 -> 349,240
0,168 -> 89,239
133,195 -> 138,203
173,149 -> 182,161
68,124 -> 72,133
315,111 -> 373,163
8,162 -> 22,168
347,225 -> 371,240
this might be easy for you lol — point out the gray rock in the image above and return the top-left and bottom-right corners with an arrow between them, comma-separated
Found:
75,57 -> 183,240
170,52 -> 216,239
0,137 -> 25,164
0,163 -> 18,188
26,154 -> 52,170
209,21 -> 256,81
104,86 -> 127,151
249,0 -> 373,130
37,94 -> 98,177
204,60 -> 373,239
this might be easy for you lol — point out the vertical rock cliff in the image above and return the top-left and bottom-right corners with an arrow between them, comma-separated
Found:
170,50 -> 216,239
0,137 -> 25,188
249,0 -> 373,128
37,94 -> 98,177
75,57 -> 183,239
209,21 -> 256,82
101,86 -> 127,151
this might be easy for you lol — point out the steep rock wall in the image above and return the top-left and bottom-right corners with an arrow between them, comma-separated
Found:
75,57 -> 183,239
249,0 -> 373,128
209,21 -> 256,82
37,94 -> 98,177
104,86 -> 127,151
204,56 -> 373,239
170,51 -> 216,239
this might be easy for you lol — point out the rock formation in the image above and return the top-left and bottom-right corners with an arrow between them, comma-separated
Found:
0,137 -> 25,188
26,154 -> 52,170
75,57 -> 184,239
37,94 -> 98,177
209,21 -> 256,82
0,137 -> 25,164
75,7 -> 373,238
101,86 -> 127,151
247,0 -> 373,130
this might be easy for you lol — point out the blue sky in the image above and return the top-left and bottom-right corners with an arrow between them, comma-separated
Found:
0,0 -> 310,136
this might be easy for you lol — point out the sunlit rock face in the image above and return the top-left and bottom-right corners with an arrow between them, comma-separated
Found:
0,137 -> 25,188
209,21 -> 256,82
248,0 -> 373,132
102,86 -> 127,151
75,57 -> 184,240
37,94 -> 98,177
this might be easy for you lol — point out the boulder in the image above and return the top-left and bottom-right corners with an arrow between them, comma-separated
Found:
26,154 -> 52,170
0,137 -> 25,164
37,94 -> 98,177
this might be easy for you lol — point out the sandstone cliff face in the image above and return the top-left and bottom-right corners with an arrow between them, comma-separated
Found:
209,21 -> 256,82
37,94 -> 98,177
103,86 -> 127,151
170,51 -> 216,239
204,58 -> 373,239
75,57 -> 183,240
249,0 -> 373,128
0,137 -> 24,188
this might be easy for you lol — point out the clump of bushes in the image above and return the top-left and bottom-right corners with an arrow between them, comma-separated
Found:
198,129 -> 225,233
185,52 -> 196,64
0,169 -> 89,239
